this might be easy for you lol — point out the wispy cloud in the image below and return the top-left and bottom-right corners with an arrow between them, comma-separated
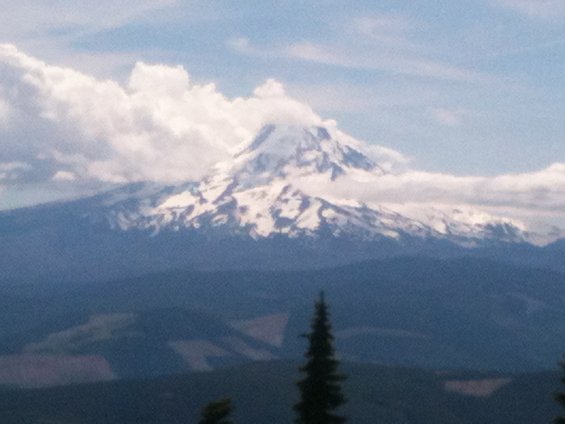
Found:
491,0 -> 565,19
297,163 -> 565,233
227,10 -> 494,83
430,108 -> 468,127
0,0 -> 179,38
351,14 -> 423,49
0,0 -> 183,79
290,42 -> 481,82
228,37 -> 482,82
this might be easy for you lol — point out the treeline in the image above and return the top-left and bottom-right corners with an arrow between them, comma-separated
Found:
199,292 -> 345,424
199,292 -> 565,424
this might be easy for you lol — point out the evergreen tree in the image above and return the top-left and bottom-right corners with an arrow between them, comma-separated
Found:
294,292 -> 346,424
556,358 -> 565,424
199,398 -> 234,424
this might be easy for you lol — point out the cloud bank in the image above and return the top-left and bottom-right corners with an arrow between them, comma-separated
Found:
0,45 -> 564,234
333,164 -> 565,223
0,44 -> 326,186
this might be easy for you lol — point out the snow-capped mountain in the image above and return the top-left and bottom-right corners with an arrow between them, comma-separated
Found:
95,124 -> 528,245
2,122 -> 561,282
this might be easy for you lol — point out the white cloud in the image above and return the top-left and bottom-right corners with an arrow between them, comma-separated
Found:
52,170 -> 76,182
0,44 -> 328,186
226,37 -> 255,55
253,79 -> 286,98
296,163 -> 565,231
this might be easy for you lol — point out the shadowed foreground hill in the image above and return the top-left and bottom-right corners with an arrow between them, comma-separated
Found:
0,257 -> 565,388
0,361 -> 559,424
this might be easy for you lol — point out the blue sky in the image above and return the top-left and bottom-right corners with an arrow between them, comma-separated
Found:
0,0 -> 564,222
2,0 -> 563,175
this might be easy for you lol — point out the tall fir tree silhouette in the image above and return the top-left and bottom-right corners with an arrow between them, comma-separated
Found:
556,358 -> 565,424
199,398 -> 233,424
294,291 -> 346,424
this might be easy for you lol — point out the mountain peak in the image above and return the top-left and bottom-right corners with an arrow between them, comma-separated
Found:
232,124 -> 379,182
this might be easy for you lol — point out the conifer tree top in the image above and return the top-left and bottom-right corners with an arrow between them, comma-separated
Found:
295,291 -> 346,424
199,398 -> 234,424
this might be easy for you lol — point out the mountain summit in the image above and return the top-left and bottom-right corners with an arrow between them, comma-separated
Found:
231,124 -> 379,181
